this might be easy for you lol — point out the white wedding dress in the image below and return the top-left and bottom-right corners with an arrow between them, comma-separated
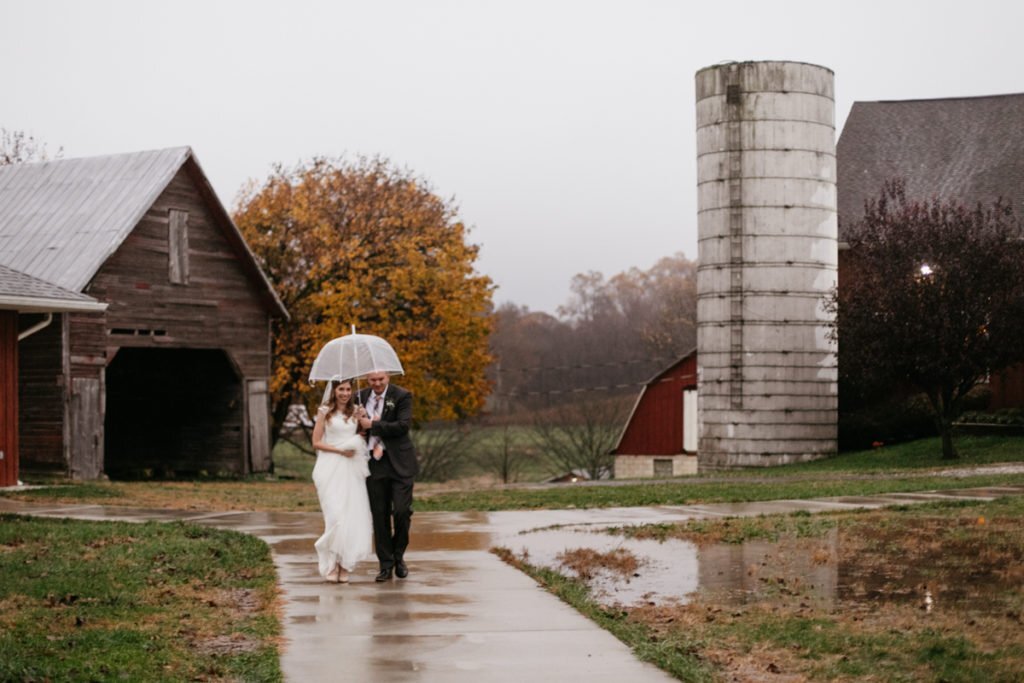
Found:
312,412 -> 373,575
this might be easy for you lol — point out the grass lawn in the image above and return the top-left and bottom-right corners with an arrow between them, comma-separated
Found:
0,515 -> 281,682
277,425 -> 558,483
498,494 -> 1024,682
417,470 -> 1024,511
3,434 -> 1023,513
756,432 -> 1024,473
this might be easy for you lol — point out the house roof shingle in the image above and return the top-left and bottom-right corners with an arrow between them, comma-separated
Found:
0,262 -> 105,312
837,92 -> 1024,239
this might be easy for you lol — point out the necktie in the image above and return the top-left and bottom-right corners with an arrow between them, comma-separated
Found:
368,393 -> 384,456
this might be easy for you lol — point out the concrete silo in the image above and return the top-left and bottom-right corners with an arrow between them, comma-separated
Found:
695,61 -> 838,468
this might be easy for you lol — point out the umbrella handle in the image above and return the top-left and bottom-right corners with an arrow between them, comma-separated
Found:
350,325 -> 362,408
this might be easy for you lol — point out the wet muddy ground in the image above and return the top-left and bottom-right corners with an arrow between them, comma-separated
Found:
501,495 -> 1024,681
505,521 -> 1021,616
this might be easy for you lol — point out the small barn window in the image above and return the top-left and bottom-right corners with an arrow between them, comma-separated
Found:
726,84 -> 741,104
653,458 -> 673,477
168,209 -> 189,284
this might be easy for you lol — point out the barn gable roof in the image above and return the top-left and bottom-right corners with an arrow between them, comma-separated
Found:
641,348 -> 698,387
0,147 -> 287,318
0,262 -> 106,312
837,92 -> 1024,240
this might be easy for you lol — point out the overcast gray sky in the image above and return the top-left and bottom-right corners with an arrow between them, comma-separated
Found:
3,0 -> 1022,313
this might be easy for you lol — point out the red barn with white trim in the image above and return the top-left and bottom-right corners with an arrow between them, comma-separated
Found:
612,350 -> 699,479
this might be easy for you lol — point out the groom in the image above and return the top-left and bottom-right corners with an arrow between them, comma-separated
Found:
358,371 -> 419,581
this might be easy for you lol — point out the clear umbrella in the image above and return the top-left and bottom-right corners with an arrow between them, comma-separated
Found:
309,333 -> 404,383
309,332 -> 404,406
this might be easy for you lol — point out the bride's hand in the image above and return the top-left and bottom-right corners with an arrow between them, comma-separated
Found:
340,449 -> 355,458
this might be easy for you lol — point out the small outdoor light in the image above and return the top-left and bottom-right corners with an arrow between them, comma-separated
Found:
919,264 -> 934,276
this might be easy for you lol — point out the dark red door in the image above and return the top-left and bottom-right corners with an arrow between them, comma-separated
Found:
0,311 -> 18,487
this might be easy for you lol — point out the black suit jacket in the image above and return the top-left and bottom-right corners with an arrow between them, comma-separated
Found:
360,384 -> 419,480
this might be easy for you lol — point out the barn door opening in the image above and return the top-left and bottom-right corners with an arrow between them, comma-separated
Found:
104,348 -> 242,478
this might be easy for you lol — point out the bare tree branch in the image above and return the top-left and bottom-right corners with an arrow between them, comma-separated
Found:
529,393 -> 632,479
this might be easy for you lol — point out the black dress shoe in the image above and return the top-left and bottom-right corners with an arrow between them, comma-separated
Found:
375,568 -> 393,582
395,560 -> 408,579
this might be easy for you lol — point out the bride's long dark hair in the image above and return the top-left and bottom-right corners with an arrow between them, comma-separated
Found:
324,379 -> 356,422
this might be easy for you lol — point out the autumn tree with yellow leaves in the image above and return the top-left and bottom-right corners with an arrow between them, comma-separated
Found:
234,157 -> 494,443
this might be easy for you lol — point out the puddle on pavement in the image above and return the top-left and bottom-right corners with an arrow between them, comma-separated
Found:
504,525 -> 1020,614
291,610 -> 466,625
408,530 -> 492,551
357,592 -> 470,606
271,537 -> 324,556
499,527 -> 701,607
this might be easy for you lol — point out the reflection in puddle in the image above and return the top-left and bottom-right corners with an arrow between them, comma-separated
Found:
500,527 -> 700,606
411,530 -> 492,551
357,592 -> 470,606
695,531 -> 839,608
507,524 -> 1018,614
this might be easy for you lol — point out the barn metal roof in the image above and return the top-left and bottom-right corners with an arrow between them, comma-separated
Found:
0,147 -> 287,318
0,262 -> 106,312
0,147 -> 192,292
837,92 -> 1024,239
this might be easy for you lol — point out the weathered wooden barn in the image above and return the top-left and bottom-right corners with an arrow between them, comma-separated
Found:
1,265 -> 106,486
612,350 -> 699,479
837,92 -> 1024,409
0,147 -> 287,480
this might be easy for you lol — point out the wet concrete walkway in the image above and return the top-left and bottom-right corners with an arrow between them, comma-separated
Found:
3,483 -> 1023,681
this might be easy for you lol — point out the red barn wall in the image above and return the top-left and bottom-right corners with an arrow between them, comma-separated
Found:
1,311 -> 18,486
616,353 -> 698,456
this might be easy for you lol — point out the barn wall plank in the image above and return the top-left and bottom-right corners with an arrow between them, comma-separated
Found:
17,314 -> 67,473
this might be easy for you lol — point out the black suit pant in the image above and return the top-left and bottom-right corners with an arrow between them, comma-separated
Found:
366,461 -> 414,570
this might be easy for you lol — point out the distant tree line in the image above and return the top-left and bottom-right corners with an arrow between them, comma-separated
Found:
460,252 -> 697,480
488,252 -> 697,414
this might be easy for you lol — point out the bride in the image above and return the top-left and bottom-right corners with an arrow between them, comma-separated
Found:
311,379 -> 373,583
